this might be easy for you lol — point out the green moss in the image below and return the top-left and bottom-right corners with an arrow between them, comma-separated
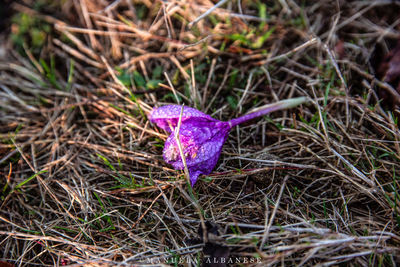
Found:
11,12 -> 51,55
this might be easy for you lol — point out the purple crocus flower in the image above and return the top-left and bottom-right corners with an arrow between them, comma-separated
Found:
149,97 -> 307,186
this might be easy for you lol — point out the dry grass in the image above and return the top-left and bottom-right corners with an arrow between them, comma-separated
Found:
1,0 -> 400,266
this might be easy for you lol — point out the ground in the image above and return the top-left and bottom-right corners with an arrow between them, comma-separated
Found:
0,0 -> 400,266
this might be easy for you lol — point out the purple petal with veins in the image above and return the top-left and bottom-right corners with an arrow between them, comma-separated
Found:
162,120 -> 230,185
149,97 -> 307,186
148,105 -> 215,132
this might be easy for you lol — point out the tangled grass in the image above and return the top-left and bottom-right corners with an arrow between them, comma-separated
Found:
1,0 -> 400,266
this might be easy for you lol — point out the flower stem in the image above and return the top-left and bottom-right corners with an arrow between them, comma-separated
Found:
228,97 -> 307,127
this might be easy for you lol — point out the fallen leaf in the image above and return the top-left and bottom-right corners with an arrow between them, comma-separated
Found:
0,261 -> 15,267
334,39 -> 346,59
377,39 -> 400,87
186,221 -> 230,267
374,39 -> 400,109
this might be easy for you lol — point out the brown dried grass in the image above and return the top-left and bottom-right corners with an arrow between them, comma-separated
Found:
1,0 -> 400,266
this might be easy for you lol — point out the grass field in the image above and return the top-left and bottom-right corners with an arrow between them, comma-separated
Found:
1,0 -> 400,266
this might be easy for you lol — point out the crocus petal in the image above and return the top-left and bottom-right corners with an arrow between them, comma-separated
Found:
149,105 -> 216,132
187,147 -> 224,185
188,169 -> 203,186
164,137 -> 225,185
162,121 -> 231,185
